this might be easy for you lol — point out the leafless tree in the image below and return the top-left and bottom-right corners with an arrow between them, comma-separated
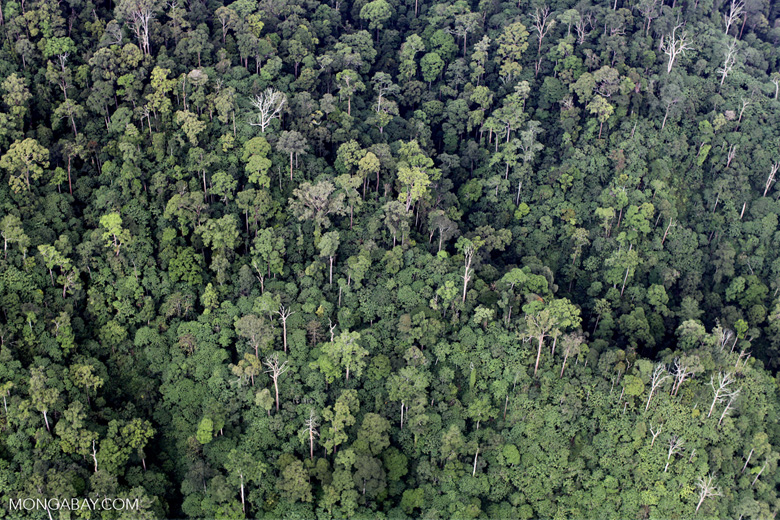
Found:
665,435 -> 684,472
695,474 -> 722,512
263,354 -> 289,412
472,445 -> 480,476
671,358 -> 694,396
737,96 -> 752,124
713,323 -> 734,352
248,88 -> 287,132
650,424 -> 662,447
762,162 -> 779,197
717,38 -> 739,88
559,332 -> 584,378
718,388 -> 739,425
645,364 -> 671,411
461,244 -> 475,302
726,144 -> 738,168
92,439 -> 99,473
116,0 -> 157,55
531,6 -> 555,76
723,0 -> 745,36
661,18 -> 694,74
574,12 -> 593,45
303,409 -> 320,460
277,305 -> 294,353
708,372 -> 738,418
741,448 -> 753,473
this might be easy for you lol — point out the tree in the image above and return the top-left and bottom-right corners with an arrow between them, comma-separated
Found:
279,459 -> 313,502
276,131 -> 308,181
336,70 -> 365,116
428,210 -> 458,253
496,22 -> 529,82
116,0 -> 160,55
708,372 -> 739,418
662,18 -> 693,74
695,474 -> 722,512
29,367 -> 59,432
70,364 -> 103,405
525,308 -> 555,377
264,354 -> 289,412
0,214 -> 29,259
664,434 -> 684,472
723,0 -> 745,36
289,181 -> 346,241
277,306 -> 294,353
559,332 -> 584,378
387,366 -> 429,429
717,38 -> 739,88
456,237 -> 482,303
322,390 -> 359,455
396,141 -> 439,213
249,88 -> 287,132
320,331 -> 368,382
0,138 -> 50,193
319,231 -> 341,285
225,449 -> 266,515
242,136 -> 273,188
99,213 -> 132,256
644,364 -> 670,412
235,315 -> 272,359
586,95 -> 614,138
360,0 -> 392,42
530,6 -> 555,76
300,410 -> 320,460
214,6 -> 238,44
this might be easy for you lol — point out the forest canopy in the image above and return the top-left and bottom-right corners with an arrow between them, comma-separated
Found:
0,0 -> 780,517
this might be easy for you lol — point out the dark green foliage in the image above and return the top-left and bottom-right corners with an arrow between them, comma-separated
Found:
1,0 -> 780,518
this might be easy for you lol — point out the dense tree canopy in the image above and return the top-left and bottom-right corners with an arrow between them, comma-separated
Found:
1,0 -> 780,518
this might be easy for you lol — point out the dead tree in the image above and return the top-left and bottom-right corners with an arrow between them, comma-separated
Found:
718,388 -> 739,425
574,11 -> 593,45
531,6 -> 554,76
763,162 -> 779,197
695,474 -> 722,512
645,364 -> 670,412
671,358 -> 694,396
263,354 -> 289,412
707,372 -> 738,418
741,448 -> 753,473
725,144 -> 738,168
650,424 -> 662,447
717,38 -> 739,88
248,88 -> 287,132
461,244 -> 475,302
661,18 -> 694,74
277,305 -> 294,353
723,0 -> 745,36
665,435 -> 684,472
303,409 -> 320,460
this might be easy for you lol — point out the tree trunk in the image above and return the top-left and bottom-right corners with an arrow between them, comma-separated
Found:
239,474 -> 245,513
534,335 -> 545,376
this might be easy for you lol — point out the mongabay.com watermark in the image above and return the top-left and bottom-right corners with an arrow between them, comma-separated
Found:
8,497 -> 141,513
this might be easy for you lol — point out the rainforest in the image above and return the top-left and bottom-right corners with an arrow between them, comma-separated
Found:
0,0 -> 779,518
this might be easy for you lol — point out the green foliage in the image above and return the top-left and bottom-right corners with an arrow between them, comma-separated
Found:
1,2 -> 780,519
